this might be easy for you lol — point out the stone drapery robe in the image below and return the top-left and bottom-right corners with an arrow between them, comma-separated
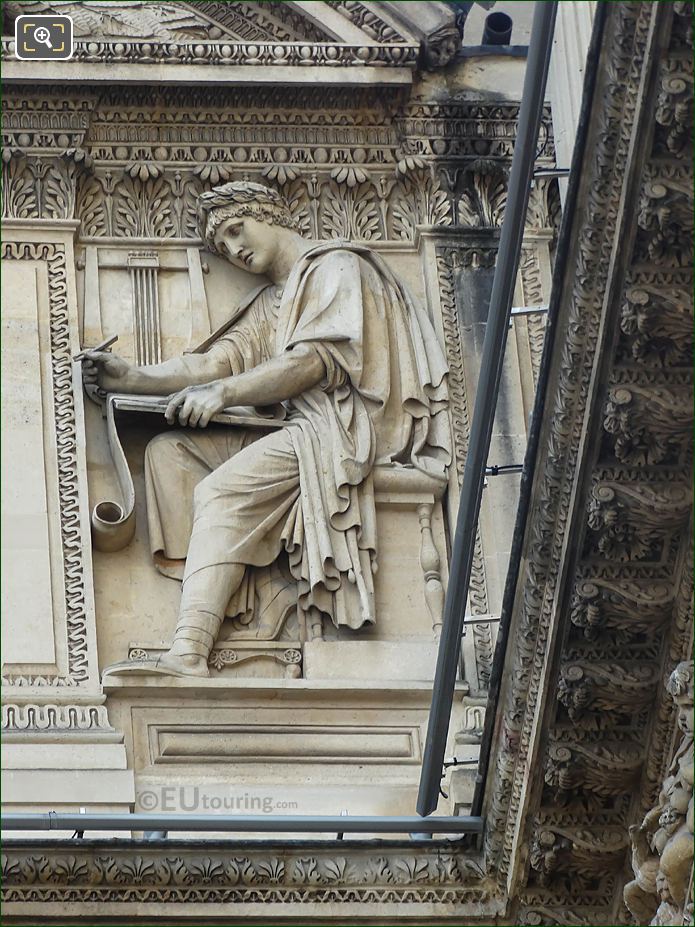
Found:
145,242 -> 450,631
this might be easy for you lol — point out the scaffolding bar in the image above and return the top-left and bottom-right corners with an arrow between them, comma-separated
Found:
1,812 -> 484,836
416,0 -> 558,817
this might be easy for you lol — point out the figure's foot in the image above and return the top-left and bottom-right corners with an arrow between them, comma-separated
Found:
102,651 -> 210,679
157,650 -> 210,677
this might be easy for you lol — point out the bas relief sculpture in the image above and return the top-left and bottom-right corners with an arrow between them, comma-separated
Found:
83,182 -> 450,678
624,661 -> 694,926
4,1 -> 222,40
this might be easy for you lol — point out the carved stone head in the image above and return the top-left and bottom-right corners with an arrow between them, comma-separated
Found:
197,181 -> 299,256
666,661 -> 694,736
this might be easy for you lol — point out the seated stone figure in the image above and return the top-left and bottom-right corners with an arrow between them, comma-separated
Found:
83,181 -> 450,678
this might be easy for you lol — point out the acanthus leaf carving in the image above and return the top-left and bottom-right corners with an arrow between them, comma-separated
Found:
392,166 -> 451,239
457,162 -> 507,228
114,173 -> 176,239
636,162 -> 693,266
529,826 -> 628,888
654,54 -> 694,155
619,276 -> 693,366
1,155 -> 37,219
321,179 -> 380,241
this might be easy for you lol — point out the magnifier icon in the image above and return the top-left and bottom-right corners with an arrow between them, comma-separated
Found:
34,25 -> 53,48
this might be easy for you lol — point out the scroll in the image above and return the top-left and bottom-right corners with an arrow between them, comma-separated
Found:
91,393 -> 284,553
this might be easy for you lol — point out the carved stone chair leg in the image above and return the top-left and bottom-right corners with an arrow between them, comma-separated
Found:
298,607 -> 308,644
417,502 -> 445,638
307,607 -> 324,641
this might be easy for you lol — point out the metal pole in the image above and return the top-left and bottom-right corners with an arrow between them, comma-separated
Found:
1,812 -> 483,836
417,0 -> 558,818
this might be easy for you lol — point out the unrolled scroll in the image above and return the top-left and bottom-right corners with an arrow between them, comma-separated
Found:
91,393 -> 284,553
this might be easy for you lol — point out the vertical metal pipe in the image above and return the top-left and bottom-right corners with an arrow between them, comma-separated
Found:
416,0 -> 558,817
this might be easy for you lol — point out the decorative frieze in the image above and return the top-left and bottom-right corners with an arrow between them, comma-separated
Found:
2,703 -> 117,738
0,840 -> 489,908
2,88 -> 555,244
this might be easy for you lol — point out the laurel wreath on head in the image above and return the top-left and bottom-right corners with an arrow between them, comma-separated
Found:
197,181 -> 299,254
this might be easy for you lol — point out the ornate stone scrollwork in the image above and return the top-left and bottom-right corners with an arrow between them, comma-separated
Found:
585,482 -> 692,562
544,742 -> 644,804
529,827 -> 628,891
557,663 -> 658,723
603,385 -> 693,466
569,578 -> 674,640
619,276 -> 693,366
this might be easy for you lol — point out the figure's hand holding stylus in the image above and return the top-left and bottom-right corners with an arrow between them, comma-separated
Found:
81,350 -> 132,392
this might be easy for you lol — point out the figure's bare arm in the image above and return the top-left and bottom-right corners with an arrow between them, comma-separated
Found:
81,350 -> 230,396
165,344 -> 326,427
223,344 -> 325,407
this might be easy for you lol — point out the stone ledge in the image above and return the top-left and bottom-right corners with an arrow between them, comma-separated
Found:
101,676 -> 468,696
1,837 -> 497,922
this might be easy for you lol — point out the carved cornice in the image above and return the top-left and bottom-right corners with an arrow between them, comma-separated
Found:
1,840 -> 491,911
0,0 -> 427,68
1,36 -> 420,70
326,1 -> 404,44
480,3 -> 693,923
